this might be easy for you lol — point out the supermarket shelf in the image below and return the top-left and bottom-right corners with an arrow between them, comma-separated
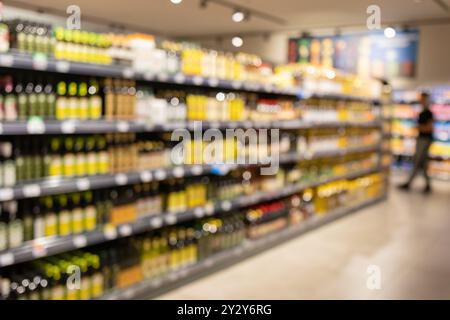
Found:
0,119 -> 382,135
0,51 -> 299,96
302,92 -> 381,104
100,194 -> 386,300
0,144 -> 380,202
0,167 -> 380,268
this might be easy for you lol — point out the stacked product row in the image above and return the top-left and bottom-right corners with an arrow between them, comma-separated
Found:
0,172 -> 385,300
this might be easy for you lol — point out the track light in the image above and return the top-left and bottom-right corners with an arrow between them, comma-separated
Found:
232,10 -> 245,22
170,0 -> 182,4
231,36 -> 243,48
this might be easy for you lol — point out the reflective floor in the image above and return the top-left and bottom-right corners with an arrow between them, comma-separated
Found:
158,176 -> 450,300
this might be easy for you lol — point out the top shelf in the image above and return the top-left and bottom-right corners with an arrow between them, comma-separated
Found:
0,51 -> 381,103
0,51 -> 300,96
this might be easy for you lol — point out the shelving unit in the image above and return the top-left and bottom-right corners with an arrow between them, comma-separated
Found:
0,21 -> 386,300
100,193 -> 386,300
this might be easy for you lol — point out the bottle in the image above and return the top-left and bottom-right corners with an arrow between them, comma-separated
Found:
6,201 -> 23,249
83,191 -> 97,231
55,81 -> 67,120
32,199 -> 45,240
44,79 -> 56,119
78,80 -> 89,120
22,200 -> 34,242
34,77 -> 46,117
63,137 -> 76,177
71,193 -> 84,234
67,81 -> 78,119
74,136 -> 86,177
48,137 -> 63,177
0,204 -> 8,251
4,76 -> 17,121
25,78 -> 37,118
104,78 -> 115,120
2,140 -> 16,187
15,76 -> 27,120
43,197 -> 58,237
0,2 -> 9,53
88,78 -> 102,119
57,194 -> 71,237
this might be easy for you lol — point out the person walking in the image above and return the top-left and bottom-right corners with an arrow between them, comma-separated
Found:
399,92 -> 434,193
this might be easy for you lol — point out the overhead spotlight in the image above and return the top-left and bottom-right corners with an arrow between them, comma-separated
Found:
200,0 -> 208,8
232,10 -> 245,23
384,27 -> 396,38
231,36 -> 243,48
170,0 -> 182,4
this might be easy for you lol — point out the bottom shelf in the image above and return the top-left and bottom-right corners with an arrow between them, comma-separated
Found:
101,194 -> 386,300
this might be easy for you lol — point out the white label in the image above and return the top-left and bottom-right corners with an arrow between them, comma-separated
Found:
157,73 -> 169,82
192,76 -> 204,85
172,167 -> 185,178
174,73 -> 185,83
55,61 -> 70,73
122,68 -> 134,79
191,165 -> 203,176
27,119 -> 46,134
0,189 -> 14,201
116,121 -> 130,132
208,78 -> 219,87
0,253 -> 14,267
231,81 -> 242,89
155,170 -> 167,181
168,273 -> 179,282
204,259 -> 214,268
205,203 -> 215,216
76,178 -> 91,191
140,171 -> 153,183
0,54 -> 14,67
165,214 -> 177,225
115,174 -> 128,186
32,242 -> 47,258
104,226 -> 117,240
221,201 -> 232,211
264,84 -> 273,92
32,54 -> 48,71
209,121 -> 220,129
193,207 -> 205,218
150,216 -> 163,229
61,120 -> 76,134
73,235 -> 87,248
23,184 -> 41,198
143,72 -> 154,81
119,225 -> 132,237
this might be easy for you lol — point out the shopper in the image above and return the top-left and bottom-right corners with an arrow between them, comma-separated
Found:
399,92 -> 434,193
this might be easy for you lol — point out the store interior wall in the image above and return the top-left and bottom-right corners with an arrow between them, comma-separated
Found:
197,23 -> 450,89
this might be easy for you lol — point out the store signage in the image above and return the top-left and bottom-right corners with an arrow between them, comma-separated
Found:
288,29 -> 419,79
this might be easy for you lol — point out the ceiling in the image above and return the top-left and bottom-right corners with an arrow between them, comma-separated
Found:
4,0 -> 450,38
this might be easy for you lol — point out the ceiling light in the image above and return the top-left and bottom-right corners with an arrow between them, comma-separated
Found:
232,10 -> 245,22
170,0 -> 182,4
231,36 -> 243,48
384,27 -> 396,38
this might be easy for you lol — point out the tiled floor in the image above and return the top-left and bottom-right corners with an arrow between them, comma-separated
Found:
158,178 -> 450,300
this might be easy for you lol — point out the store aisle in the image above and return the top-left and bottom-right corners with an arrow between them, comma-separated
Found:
158,180 -> 450,300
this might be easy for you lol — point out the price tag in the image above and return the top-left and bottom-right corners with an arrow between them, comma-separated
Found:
179,269 -> 189,278
143,71 -> 155,81
244,121 -> 253,129
173,167 -> 185,178
150,216 -> 163,229
55,61 -> 70,73
193,207 -> 205,218
157,73 -> 169,82
168,273 -> 179,282
140,171 -> 153,183
205,203 -> 215,216
221,201 -> 232,211
174,73 -> 186,84
122,68 -> 134,79
76,178 -> 91,191
208,78 -> 219,87
103,225 -> 117,240
0,188 -> 14,201
151,279 -> 163,288
23,184 -> 41,198
155,170 -> 167,181
231,81 -> 242,89
115,174 -> 128,186
123,289 -> 134,299
61,120 -> 76,134
0,54 -> 14,67
209,121 -> 220,129
119,225 -> 132,237
264,84 -> 273,92
191,165 -> 203,176
73,235 -> 87,248
204,259 -> 214,268
27,118 -> 46,134
165,214 -> 177,225
0,253 -> 14,267
116,121 -> 130,132
32,53 -> 48,71
32,241 -> 47,258
192,76 -> 204,86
